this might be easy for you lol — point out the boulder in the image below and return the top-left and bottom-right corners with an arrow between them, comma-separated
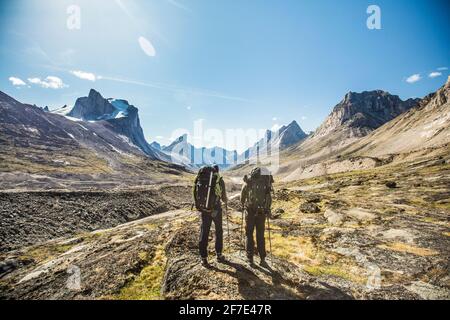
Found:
385,181 -> 397,189
299,202 -> 320,214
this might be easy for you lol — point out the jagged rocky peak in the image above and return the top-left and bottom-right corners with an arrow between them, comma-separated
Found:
422,75 -> 450,110
277,120 -> 307,148
281,120 -> 306,135
316,90 -> 420,138
68,89 -> 126,121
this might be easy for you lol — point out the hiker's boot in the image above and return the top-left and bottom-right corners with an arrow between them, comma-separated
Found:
259,258 -> 269,268
217,253 -> 226,263
201,257 -> 209,268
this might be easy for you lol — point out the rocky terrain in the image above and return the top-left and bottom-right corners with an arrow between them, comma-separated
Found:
0,185 -> 192,252
1,153 -> 449,300
1,79 -> 449,300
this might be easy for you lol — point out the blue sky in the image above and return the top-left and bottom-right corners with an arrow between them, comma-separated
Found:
1,0 -> 449,152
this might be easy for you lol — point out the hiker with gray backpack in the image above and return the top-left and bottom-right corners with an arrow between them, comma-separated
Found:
241,167 -> 274,267
193,165 -> 228,267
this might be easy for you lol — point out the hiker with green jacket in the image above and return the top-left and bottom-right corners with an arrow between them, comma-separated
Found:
193,165 -> 228,267
241,167 -> 274,267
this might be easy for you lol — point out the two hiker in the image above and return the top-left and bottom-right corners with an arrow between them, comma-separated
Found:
193,165 -> 273,268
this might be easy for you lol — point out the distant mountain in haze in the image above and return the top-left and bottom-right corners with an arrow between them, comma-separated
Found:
243,120 -> 307,161
157,120 -> 308,169
159,134 -> 237,169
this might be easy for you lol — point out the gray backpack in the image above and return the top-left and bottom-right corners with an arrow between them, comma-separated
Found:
246,167 -> 273,213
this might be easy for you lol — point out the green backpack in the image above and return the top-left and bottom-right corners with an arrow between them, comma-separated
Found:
246,167 -> 273,213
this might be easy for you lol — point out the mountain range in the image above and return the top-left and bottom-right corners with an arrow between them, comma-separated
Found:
269,78 -> 450,181
0,89 -> 185,190
155,120 -> 307,169
1,77 -> 449,187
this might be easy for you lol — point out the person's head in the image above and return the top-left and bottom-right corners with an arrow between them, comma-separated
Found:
213,165 -> 219,173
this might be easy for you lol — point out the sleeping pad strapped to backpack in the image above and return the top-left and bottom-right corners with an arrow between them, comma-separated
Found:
194,166 -> 221,212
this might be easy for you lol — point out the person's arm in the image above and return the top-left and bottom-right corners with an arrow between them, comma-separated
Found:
192,176 -> 198,205
266,175 -> 274,214
220,178 -> 228,204
241,183 -> 248,208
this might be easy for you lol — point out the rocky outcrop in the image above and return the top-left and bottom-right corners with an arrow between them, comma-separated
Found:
277,120 -> 308,148
0,90 -> 186,187
68,89 -> 117,121
314,90 -> 420,139
66,89 -> 161,159
346,76 -> 450,157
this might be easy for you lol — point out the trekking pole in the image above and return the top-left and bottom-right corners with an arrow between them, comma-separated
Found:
226,205 -> 231,253
240,209 -> 245,256
267,214 -> 273,266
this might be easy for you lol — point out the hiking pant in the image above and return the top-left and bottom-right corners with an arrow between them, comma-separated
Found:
199,206 -> 223,259
245,210 -> 266,259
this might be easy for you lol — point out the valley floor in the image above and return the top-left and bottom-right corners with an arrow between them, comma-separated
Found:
0,155 -> 449,300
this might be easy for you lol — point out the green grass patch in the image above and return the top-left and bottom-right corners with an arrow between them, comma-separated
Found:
115,246 -> 166,300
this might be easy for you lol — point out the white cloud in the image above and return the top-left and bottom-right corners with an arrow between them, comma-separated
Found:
429,72 -> 442,78
28,76 -> 68,89
272,117 -> 278,121
138,36 -> 156,57
187,106 -> 192,110
406,74 -> 421,84
70,70 -> 98,82
301,116 -> 307,121
8,77 -> 26,86
437,67 -> 448,71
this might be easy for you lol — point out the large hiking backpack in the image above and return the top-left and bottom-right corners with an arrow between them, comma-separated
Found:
194,166 -> 219,212
246,167 -> 273,213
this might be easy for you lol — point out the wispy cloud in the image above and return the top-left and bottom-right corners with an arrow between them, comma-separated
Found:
114,0 -> 133,19
8,77 -> 26,86
437,67 -> 448,71
428,71 -> 442,78
28,76 -> 68,89
406,74 -> 421,84
99,75 -> 252,102
70,70 -> 98,82
166,0 -> 192,12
